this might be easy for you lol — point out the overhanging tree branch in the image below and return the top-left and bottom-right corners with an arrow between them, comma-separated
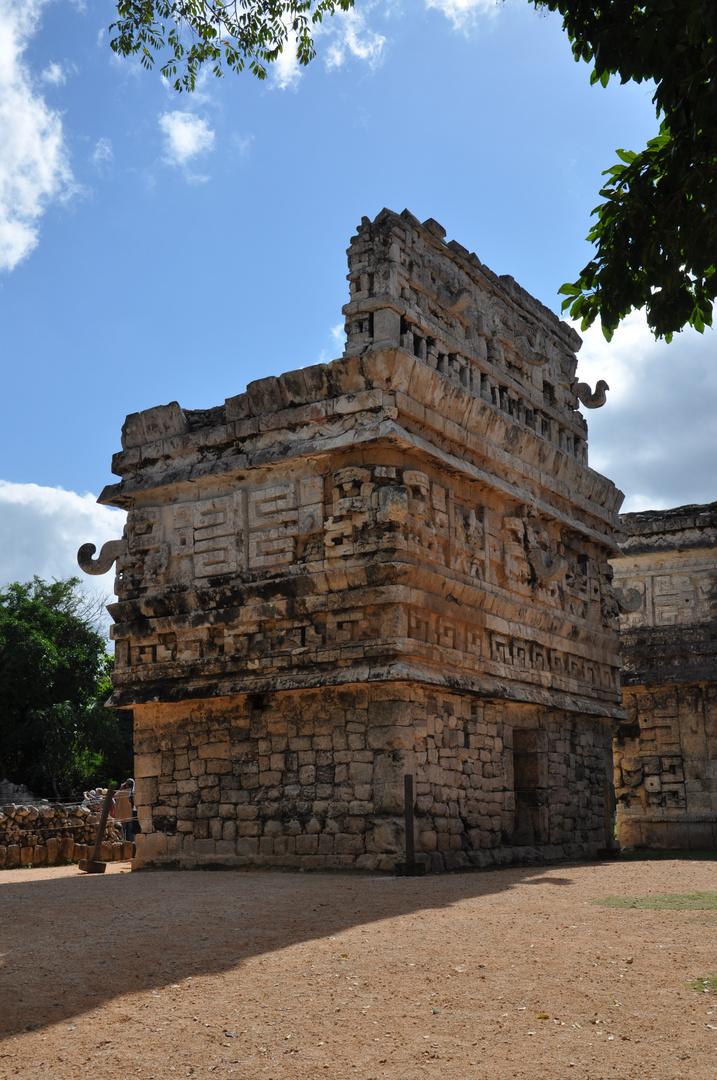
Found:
109,0 -> 717,339
110,1 -> 355,91
533,0 -> 717,339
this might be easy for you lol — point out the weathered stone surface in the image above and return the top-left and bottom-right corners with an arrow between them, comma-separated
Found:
83,209 -> 625,871
611,502 -> 717,849
0,802 -> 126,866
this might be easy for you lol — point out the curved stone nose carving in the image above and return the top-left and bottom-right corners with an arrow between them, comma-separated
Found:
611,585 -> 643,613
77,539 -> 126,576
442,287 -> 472,314
575,380 -> 609,409
527,543 -> 568,583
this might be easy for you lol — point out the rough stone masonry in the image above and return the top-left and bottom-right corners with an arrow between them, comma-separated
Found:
80,208 -> 633,872
611,502 -> 717,850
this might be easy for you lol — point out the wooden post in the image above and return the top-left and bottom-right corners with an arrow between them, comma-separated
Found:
398,774 -> 424,876
599,776 -> 619,858
79,786 -> 116,874
404,773 -> 415,873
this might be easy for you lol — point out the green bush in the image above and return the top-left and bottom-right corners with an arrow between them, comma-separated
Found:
0,577 -> 132,799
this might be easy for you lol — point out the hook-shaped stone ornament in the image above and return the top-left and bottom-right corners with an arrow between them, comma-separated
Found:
575,380 -> 609,408
445,287 -> 472,314
519,335 -> 548,366
77,539 -> 126,576
611,585 -> 643,613
527,544 -> 568,583
437,286 -> 472,314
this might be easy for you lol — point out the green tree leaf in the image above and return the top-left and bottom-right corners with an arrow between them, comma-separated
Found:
110,1 -> 356,92
534,1 -> 717,338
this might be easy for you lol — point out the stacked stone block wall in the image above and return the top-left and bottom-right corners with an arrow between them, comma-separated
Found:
0,803 -> 131,869
611,502 -> 717,850
615,684 -> 717,849
133,683 -> 611,871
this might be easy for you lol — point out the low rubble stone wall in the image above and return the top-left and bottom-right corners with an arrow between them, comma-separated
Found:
0,802 -> 133,868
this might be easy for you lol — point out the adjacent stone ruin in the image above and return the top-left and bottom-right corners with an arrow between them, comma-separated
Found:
0,802 -> 130,868
0,779 -> 37,805
611,502 -> 717,849
81,208 -> 629,872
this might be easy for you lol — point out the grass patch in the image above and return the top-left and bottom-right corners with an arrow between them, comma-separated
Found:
690,974 -> 717,996
594,891 -> 717,910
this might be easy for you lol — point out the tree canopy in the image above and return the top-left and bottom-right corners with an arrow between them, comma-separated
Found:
109,1 -> 717,341
534,0 -> 717,341
0,578 -> 133,800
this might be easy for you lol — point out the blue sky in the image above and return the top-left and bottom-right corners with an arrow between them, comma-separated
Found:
1,0 -> 715,605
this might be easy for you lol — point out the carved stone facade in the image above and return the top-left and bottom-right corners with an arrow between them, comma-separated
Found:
82,208 -> 625,871
612,503 -> 717,849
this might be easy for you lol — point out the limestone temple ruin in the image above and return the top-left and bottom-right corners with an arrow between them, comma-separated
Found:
80,207 -> 637,871
611,503 -> 717,849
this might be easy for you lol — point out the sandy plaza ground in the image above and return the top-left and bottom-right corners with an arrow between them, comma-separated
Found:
1,857 -> 716,1080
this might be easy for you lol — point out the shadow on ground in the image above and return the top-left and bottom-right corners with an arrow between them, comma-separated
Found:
0,862 -> 579,1038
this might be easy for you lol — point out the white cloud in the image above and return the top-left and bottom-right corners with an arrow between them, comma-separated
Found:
271,4 -> 386,90
0,482 -> 126,631
330,322 -> 345,345
322,7 -> 386,71
573,311 -> 717,513
40,60 -> 66,85
424,0 -> 501,31
92,136 -> 113,169
159,110 -> 215,168
231,132 -> 254,157
318,321 -> 347,363
0,0 -> 76,271
271,30 -> 303,91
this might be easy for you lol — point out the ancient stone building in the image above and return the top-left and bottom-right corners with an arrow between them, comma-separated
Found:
612,502 -> 717,849
80,208 -> 629,872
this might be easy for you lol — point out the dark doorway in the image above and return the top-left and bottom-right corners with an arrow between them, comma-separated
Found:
511,727 -> 548,844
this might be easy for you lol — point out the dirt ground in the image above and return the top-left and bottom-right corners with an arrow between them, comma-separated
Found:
1,858 -> 717,1080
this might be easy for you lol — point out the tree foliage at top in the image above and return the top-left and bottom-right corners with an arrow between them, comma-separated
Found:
0,578 -> 133,800
535,0 -> 717,341
110,1 -> 354,91
109,1 -> 717,341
